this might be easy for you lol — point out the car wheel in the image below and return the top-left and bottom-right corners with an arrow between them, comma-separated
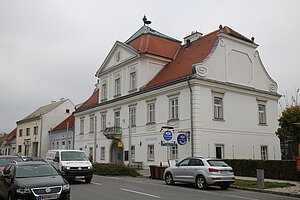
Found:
196,175 -> 208,190
85,177 -> 92,183
220,183 -> 230,190
165,173 -> 174,185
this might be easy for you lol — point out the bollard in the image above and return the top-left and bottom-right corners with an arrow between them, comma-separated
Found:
257,169 -> 264,189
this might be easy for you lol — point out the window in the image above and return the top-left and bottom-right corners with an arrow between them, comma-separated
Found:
129,72 -> 137,91
169,98 -> 179,120
131,146 -> 135,161
215,144 -> 224,159
66,109 -> 70,113
100,147 -> 105,160
189,159 -> 204,166
33,126 -> 38,135
261,146 -> 268,160
214,97 -> 223,119
101,113 -> 106,131
101,83 -> 107,100
114,111 -> 120,127
19,129 -> 23,137
26,128 -> 30,136
114,78 -> 121,96
170,144 -> 178,160
18,145 -> 22,153
147,145 -> 154,161
258,104 -> 266,124
147,103 -> 155,123
80,117 -> 84,134
52,142 -> 55,149
129,106 -> 136,127
89,115 -> 95,133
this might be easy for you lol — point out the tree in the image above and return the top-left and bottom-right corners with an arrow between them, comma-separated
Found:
277,105 -> 300,158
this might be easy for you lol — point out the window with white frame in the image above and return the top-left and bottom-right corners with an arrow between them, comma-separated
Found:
100,147 -> 105,160
89,115 -> 95,133
80,117 -> 84,139
147,103 -> 155,123
129,106 -> 136,127
170,144 -> 178,160
214,97 -> 223,119
33,126 -> 38,135
129,72 -> 137,91
101,83 -> 107,100
26,128 -> 30,136
258,104 -> 266,124
147,145 -> 155,161
19,129 -> 23,137
101,113 -> 106,131
131,145 -> 135,161
169,98 -> 179,120
114,110 -> 120,127
114,78 -> 121,96
261,145 -> 268,160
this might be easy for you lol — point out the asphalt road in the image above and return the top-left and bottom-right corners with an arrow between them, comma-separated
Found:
70,175 -> 299,200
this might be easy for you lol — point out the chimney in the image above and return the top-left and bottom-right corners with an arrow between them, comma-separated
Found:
184,31 -> 203,45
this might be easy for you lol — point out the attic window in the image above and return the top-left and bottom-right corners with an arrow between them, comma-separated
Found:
66,109 -> 70,114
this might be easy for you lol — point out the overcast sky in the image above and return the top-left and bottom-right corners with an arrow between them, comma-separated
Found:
1,0 -> 299,133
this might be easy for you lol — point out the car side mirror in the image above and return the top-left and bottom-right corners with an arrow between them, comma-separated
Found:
176,163 -> 179,167
53,157 -> 59,163
3,173 -> 12,179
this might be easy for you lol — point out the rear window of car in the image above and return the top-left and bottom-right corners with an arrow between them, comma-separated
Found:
207,160 -> 229,167
0,157 -> 23,167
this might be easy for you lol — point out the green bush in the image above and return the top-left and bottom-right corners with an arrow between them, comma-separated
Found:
93,163 -> 141,177
224,159 -> 300,181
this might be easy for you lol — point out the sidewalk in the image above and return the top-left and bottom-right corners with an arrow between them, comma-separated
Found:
138,169 -> 300,198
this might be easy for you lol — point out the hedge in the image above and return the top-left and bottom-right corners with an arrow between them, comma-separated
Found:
93,163 -> 141,177
224,159 -> 300,181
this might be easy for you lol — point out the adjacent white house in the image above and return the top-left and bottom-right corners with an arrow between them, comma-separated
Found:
16,99 -> 75,157
74,24 -> 281,167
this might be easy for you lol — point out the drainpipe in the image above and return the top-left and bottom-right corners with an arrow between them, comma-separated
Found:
187,76 -> 194,157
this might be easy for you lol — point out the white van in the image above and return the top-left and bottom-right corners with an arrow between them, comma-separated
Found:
46,150 -> 93,183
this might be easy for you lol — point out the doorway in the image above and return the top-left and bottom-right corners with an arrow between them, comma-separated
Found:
110,141 -> 123,164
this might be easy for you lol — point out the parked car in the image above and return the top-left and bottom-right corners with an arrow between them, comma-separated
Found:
0,161 -> 70,200
45,150 -> 93,183
26,156 -> 46,162
163,157 -> 235,189
0,156 -> 23,172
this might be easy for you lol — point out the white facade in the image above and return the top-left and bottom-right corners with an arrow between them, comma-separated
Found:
74,26 -> 281,167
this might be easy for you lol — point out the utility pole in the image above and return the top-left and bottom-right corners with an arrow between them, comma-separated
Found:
94,116 -> 97,163
128,110 -> 132,167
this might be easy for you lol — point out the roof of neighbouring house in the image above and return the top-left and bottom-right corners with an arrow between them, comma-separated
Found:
3,128 -> 16,146
18,99 -> 69,123
51,115 -> 75,132
76,88 -> 99,112
142,26 -> 253,89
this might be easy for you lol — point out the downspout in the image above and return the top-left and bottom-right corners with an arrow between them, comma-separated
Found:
39,116 -> 43,157
187,75 -> 194,157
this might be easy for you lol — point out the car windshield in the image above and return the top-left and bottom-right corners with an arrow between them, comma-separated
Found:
16,164 -> 59,178
207,160 -> 229,167
61,151 -> 88,161
0,157 -> 23,167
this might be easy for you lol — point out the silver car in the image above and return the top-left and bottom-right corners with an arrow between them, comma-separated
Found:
164,157 -> 235,189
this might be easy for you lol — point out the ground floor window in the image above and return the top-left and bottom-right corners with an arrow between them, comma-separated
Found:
100,147 -> 105,160
147,145 -> 154,161
261,145 -> 268,160
170,144 -> 178,160
215,144 -> 224,159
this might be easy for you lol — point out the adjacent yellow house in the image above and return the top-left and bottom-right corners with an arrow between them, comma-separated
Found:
16,99 -> 74,157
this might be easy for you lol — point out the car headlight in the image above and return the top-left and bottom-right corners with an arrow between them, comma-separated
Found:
88,166 -> 92,169
16,188 -> 31,194
63,184 -> 70,191
62,166 -> 70,170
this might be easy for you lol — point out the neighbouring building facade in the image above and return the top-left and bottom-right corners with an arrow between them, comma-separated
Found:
16,99 -> 75,157
74,23 -> 281,167
0,129 -> 16,155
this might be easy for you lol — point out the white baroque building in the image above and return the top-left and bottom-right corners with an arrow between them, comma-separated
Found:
74,24 -> 281,167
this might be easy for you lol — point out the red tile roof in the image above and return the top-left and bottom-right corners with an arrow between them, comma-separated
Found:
143,26 -> 252,89
129,34 -> 181,59
77,88 -> 99,111
51,115 -> 75,132
3,128 -> 16,146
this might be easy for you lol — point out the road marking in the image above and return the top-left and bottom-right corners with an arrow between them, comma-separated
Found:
120,188 -> 161,199
91,182 -> 102,186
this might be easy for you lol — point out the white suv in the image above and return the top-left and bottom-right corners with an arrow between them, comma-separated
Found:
164,157 -> 235,189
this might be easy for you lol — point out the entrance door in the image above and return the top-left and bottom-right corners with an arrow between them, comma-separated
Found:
110,141 -> 123,164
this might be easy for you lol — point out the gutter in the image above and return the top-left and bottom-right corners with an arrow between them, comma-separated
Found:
187,75 -> 194,157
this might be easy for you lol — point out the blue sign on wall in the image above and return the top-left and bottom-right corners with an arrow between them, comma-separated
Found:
163,130 -> 173,141
177,133 -> 187,145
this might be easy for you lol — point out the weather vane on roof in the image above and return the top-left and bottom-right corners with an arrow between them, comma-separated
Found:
142,15 -> 151,26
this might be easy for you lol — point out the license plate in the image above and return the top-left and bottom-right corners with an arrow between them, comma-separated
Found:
38,194 -> 58,200
75,176 -> 85,179
221,171 -> 229,174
